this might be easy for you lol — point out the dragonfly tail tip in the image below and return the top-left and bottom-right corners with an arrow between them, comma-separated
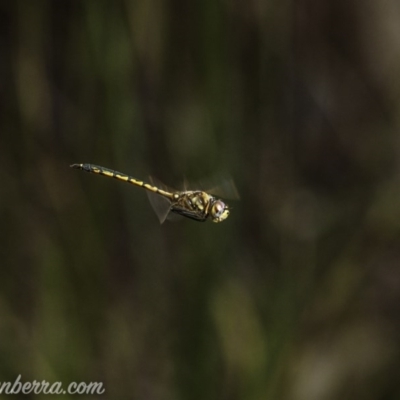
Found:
70,163 -> 83,169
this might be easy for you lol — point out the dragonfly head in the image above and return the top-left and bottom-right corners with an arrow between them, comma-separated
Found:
210,199 -> 230,223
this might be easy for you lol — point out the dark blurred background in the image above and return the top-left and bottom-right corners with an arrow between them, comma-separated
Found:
1,1 -> 400,399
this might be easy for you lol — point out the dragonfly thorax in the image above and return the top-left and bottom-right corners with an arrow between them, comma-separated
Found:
170,191 -> 229,223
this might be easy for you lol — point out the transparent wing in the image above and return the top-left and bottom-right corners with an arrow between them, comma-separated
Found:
207,177 -> 240,200
149,176 -> 179,194
188,175 -> 240,200
146,176 -> 183,224
166,211 -> 185,222
146,190 -> 171,224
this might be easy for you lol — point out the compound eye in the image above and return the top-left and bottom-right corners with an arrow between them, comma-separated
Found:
212,201 -> 225,218
210,200 -> 230,222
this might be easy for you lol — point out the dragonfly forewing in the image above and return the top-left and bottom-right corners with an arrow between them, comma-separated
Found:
186,176 -> 240,200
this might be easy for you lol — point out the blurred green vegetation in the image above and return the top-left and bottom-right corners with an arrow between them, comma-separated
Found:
1,1 -> 400,399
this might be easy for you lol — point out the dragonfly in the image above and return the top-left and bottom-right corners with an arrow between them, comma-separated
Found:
70,163 -> 234,223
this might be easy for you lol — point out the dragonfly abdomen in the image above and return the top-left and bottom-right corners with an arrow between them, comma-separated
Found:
70,163 -> 174,199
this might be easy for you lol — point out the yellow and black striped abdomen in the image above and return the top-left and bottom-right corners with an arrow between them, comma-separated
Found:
70,163 -> 174,200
